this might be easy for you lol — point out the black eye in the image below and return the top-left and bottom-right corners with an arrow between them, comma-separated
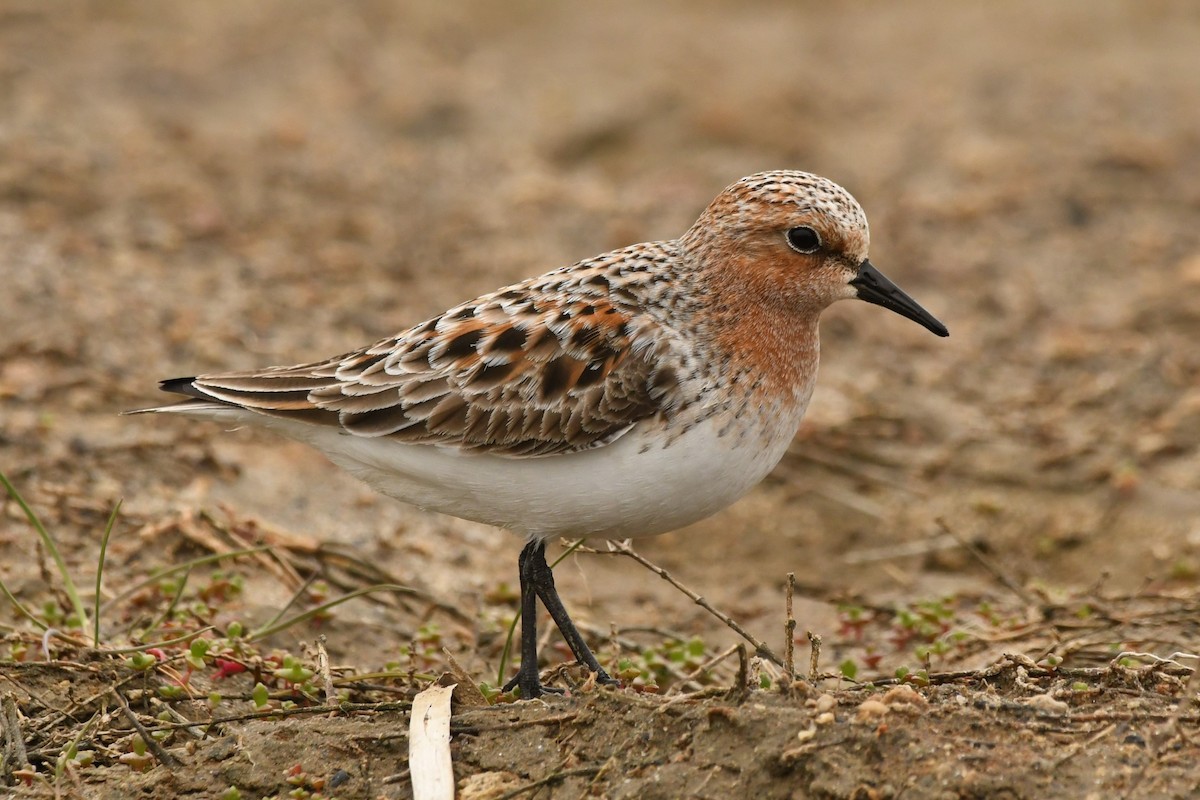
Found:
785,226 -> 821,254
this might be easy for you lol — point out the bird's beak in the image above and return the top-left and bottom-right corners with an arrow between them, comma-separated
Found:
850,260 -> 949,337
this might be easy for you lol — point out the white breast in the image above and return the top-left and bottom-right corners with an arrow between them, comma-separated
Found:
263,405 -> 805,540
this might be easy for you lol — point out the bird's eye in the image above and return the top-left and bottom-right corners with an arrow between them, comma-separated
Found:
785,226 -> 821,254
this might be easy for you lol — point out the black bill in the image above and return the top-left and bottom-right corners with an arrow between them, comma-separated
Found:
850,260 -> 949,337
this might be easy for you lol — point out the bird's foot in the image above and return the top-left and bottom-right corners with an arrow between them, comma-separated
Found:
503,664 -> 620,699
501,667 -> 563,699
593,666 -> 620,686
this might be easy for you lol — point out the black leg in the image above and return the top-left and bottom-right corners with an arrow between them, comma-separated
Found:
501,540 -> 549,697
502,539 -> 618,698
526,542 -> 617,685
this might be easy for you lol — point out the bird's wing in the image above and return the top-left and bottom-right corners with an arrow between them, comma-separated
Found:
159,274 -> 684,457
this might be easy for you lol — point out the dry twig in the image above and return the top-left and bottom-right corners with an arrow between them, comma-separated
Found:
729,643 -> 750,701
1122,658 -> 1200,799
493,766 -> 601,800
316,636 -> 338,711
784,573 -> 796,679
807,631 -> 822,682
112,690 -> 180,768
1050,723 -> 1118,769
441,649 -> 489,707
1,692 -> 29,782
605,540 -> 786,671
936,518 -> 1036,605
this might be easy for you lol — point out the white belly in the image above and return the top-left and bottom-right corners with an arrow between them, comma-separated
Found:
260,409 -> 801,540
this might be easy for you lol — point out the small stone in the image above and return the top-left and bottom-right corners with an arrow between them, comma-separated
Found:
854,699 -> 889,723
813,693 -> 837,714
459,771 -> 523,800
1023,694 -> 1070,714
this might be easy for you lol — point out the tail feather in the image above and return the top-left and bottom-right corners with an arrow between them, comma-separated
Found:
126,376 -> 337,427
159,376 -> 208,400
121,377 -> 240,416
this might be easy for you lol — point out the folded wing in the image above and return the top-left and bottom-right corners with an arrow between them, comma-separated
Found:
159,278 -> 682,457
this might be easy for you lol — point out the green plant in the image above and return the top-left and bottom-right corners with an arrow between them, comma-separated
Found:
0,470 -> 105,635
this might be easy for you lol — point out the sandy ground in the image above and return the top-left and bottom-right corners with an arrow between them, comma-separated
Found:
2,1 -> 1200,797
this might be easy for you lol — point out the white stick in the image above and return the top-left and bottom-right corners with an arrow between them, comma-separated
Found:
409,684 -> 456,800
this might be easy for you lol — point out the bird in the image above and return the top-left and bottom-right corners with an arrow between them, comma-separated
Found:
131,170 -> 948,698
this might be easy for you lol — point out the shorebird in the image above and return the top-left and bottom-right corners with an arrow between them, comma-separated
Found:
133,171 -> 948,697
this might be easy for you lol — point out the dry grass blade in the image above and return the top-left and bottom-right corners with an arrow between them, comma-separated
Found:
99,545 -> 273,614
253,573 -> 316,642
248,583 -> 419,641
135,567 -> 190,641
297,545 -> 475,625
105,626 -> 216,654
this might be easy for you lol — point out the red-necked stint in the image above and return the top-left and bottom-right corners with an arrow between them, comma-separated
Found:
133,171 -> 948,698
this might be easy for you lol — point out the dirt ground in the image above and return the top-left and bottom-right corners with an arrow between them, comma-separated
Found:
2,1 -> 1200,798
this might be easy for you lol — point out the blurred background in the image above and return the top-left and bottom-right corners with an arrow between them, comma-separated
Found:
2,0 -> 1199,674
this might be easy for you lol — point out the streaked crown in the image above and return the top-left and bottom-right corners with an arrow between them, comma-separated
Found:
687,170 -> 870,256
